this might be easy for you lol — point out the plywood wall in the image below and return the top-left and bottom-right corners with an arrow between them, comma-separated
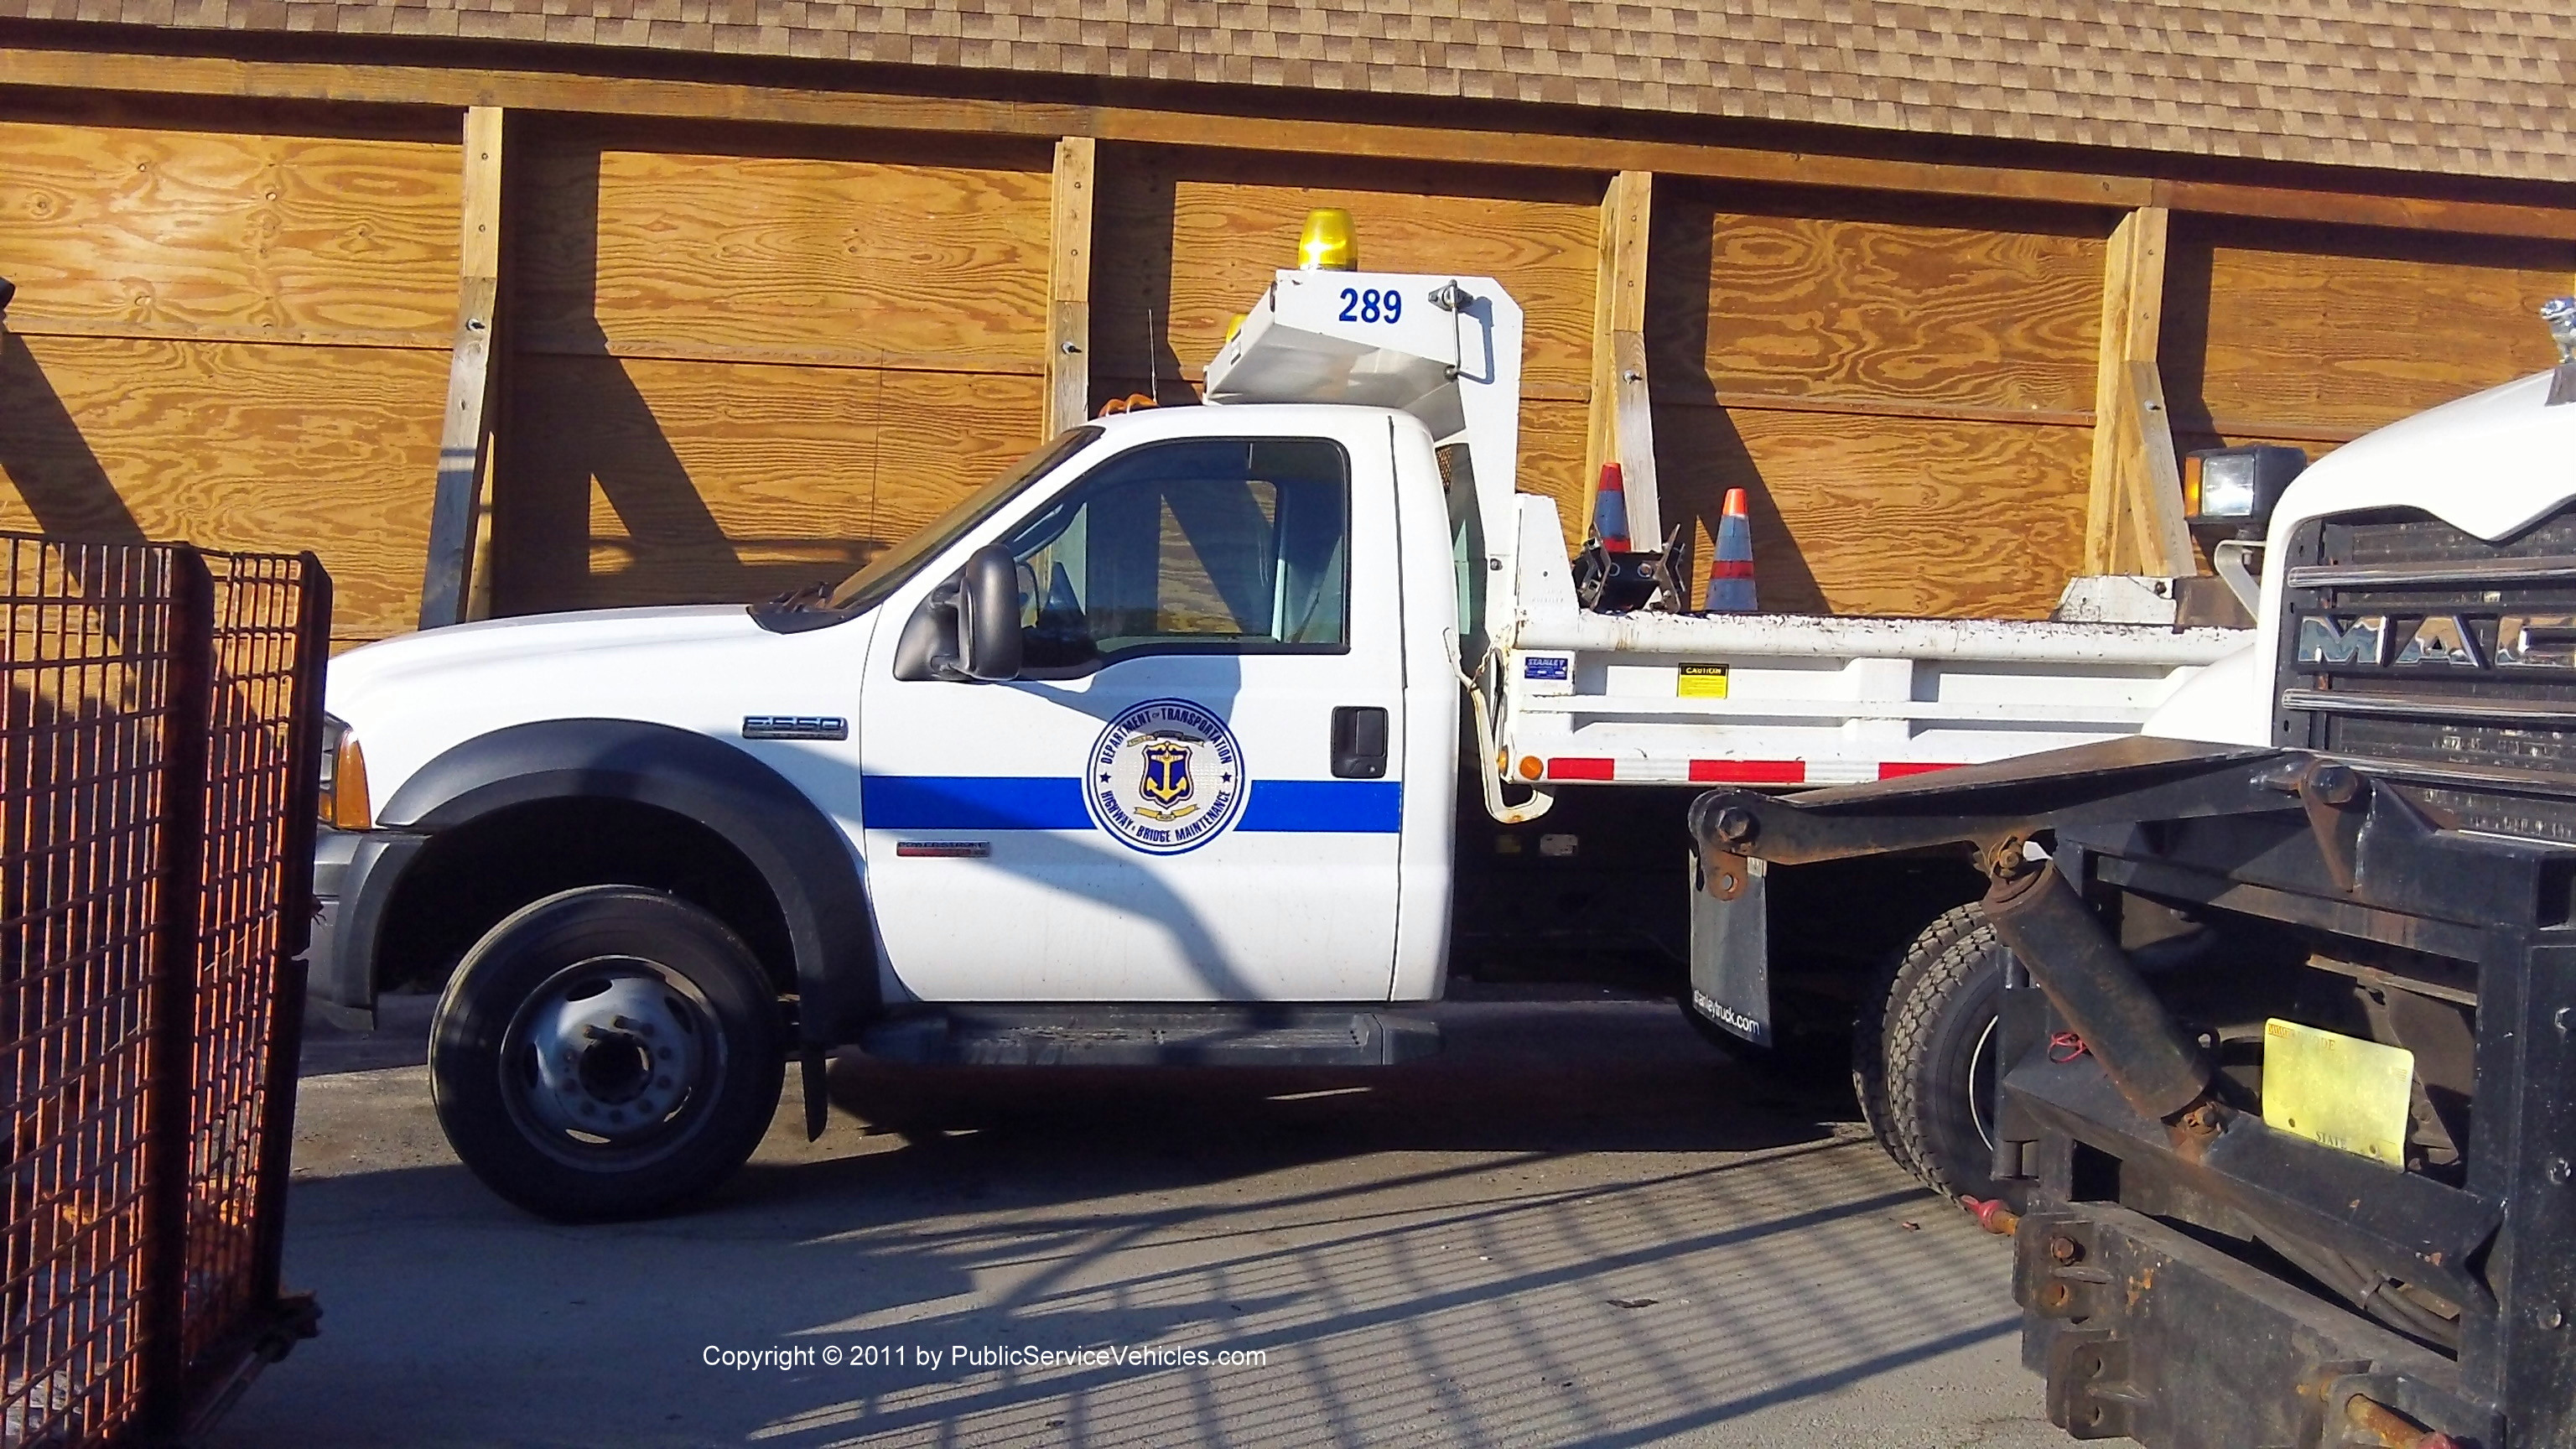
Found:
493,123 -> 1053,615
2162,216 -> 2576,461
8,103 -> 2568,641
1647,185 -> 2108,619
1094,148 -> 1604,519
0,117 -> 458,644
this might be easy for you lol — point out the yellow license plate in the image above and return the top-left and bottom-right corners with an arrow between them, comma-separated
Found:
2263,1018 -> 2414,1168
1679,663 -> 1730,699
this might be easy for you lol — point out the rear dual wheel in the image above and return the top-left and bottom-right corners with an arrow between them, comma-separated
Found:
430,886 -> 787,1222
1857,904 -> 2012,1202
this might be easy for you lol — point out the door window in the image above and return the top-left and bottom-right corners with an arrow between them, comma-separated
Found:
1007,439 -> 1349,672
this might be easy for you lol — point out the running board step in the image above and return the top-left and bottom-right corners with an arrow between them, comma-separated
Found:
859,1008 -> 1442,1067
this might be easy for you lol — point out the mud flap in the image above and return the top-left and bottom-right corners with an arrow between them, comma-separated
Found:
800,1046 -> 828,1141
1687,851 -> 1771,1046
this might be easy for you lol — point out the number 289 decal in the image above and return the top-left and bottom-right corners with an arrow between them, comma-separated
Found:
1337,287 -> 1403,324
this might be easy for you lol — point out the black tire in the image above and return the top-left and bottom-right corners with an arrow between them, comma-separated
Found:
1853,904 -> 1984,1185
1864,905 -> 2014,1201
430,886 -> 787,1221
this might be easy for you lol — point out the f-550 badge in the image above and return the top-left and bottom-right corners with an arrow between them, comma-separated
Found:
2296,614 -> 2576,672
1088,699 -> 1245,854
741,715 -> 849,740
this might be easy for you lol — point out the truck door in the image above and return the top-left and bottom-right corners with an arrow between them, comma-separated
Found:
858,421 -> 1407,1002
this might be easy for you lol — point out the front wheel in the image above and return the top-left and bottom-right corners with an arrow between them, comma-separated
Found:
430,886 -> 787,1221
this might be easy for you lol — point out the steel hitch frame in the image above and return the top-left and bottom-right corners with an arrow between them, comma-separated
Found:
1685,732 -> 2575,1448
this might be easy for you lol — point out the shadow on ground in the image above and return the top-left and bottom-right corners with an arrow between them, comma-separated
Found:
217,995 -> 2048,1449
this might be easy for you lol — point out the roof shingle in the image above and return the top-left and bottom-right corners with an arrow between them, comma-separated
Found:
7,1 -> 2570,182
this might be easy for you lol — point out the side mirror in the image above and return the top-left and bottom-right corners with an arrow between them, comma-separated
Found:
954,543 -> 1024,682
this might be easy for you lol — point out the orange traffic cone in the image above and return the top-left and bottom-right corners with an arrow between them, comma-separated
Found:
1702,487 -> 1758,612
1591,462 -> 1631,553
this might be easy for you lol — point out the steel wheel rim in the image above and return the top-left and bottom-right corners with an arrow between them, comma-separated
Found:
1968,1014 -> 2001,1153
497,953 -> 729,1171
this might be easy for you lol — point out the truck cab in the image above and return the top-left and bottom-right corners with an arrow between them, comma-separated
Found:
314,271 -> 1511,1218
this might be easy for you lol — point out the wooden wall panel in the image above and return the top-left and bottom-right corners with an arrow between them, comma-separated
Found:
498,128 -> 1056,612
0,117 -> 458,644
868,369 -> 1050,542
498,355 -> 1041,613
1655,406 -> 2094,620
1161,184 -> 1596,394
515,139 -> 1053,371
1649,187 -> 2106,414
1519,397 -> 1593,541
1093,149 -> 1601,501
0,335 -> 445,641
2163,217 -> 2574,440
1643,184 -> 2109,617
0,120 -> 460,344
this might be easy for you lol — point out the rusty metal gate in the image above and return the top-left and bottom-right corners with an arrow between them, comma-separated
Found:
1,537 -> 330,1447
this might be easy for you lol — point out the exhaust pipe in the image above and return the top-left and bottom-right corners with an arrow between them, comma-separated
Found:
1982,865 -> 2213,1123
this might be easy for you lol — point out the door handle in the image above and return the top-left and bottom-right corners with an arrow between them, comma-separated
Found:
1331,706 -> 1389,779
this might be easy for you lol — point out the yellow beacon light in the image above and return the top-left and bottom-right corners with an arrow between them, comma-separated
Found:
1297,209 -> 1357,271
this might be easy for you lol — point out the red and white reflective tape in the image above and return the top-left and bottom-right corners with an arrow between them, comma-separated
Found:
1876,761 -> 1966,781
1689,759 -> 1805,784
1540,757 -> 1966,785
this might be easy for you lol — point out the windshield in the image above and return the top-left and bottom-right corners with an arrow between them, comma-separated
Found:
821,427 -> 1103,615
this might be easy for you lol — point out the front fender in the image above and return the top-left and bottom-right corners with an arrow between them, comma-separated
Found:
381,718 -> 875,1044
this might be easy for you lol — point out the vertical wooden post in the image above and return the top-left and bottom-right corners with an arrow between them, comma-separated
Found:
420,106 -> 505,630
1583,171 -> 1660,547
2085,205 -> 2192,578
1045,137 -> 1096,436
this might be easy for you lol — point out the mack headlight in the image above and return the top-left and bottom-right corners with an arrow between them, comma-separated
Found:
2184,444 -> 2307,533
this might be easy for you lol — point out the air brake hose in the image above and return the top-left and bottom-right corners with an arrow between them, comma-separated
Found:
1453,634 -> 1555,825
1980,863 -> 2214,1123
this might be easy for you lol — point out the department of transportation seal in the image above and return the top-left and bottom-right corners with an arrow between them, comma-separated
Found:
1086,699 -> 1246,854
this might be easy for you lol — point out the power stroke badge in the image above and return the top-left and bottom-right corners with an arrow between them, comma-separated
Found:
1087,699 -> 1246,854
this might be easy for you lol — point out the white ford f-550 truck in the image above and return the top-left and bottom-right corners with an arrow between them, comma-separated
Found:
312,257 -> 2243,1218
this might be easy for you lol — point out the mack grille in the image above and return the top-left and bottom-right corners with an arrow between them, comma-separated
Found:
2277,506 -> 2576,844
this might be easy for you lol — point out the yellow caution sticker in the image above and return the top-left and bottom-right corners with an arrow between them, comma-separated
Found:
1679,663 -> 1731,699
2262,1018 -> 2414,1168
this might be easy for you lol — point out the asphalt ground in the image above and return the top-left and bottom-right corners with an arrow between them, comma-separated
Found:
205,989 -> 2065,1449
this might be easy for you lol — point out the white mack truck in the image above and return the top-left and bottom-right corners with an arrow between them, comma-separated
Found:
1676,308 -> 2576,1449
312,245 -> 2243,1218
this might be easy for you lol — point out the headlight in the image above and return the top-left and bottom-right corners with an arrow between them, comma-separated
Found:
2190,452 -> 2258,518
2184,444 -> 2308,533
319,715 -> 372,831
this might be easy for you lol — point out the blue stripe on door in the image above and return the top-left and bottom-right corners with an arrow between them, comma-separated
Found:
863,776 -> 1091,831
862,776 -> 1402,834
1236,780 -> 1403,833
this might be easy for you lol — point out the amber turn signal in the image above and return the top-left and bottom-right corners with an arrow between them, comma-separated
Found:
319,719 -> 372,831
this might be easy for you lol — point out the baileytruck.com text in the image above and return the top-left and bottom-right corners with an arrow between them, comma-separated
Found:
703,1343 -> 1268,1373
